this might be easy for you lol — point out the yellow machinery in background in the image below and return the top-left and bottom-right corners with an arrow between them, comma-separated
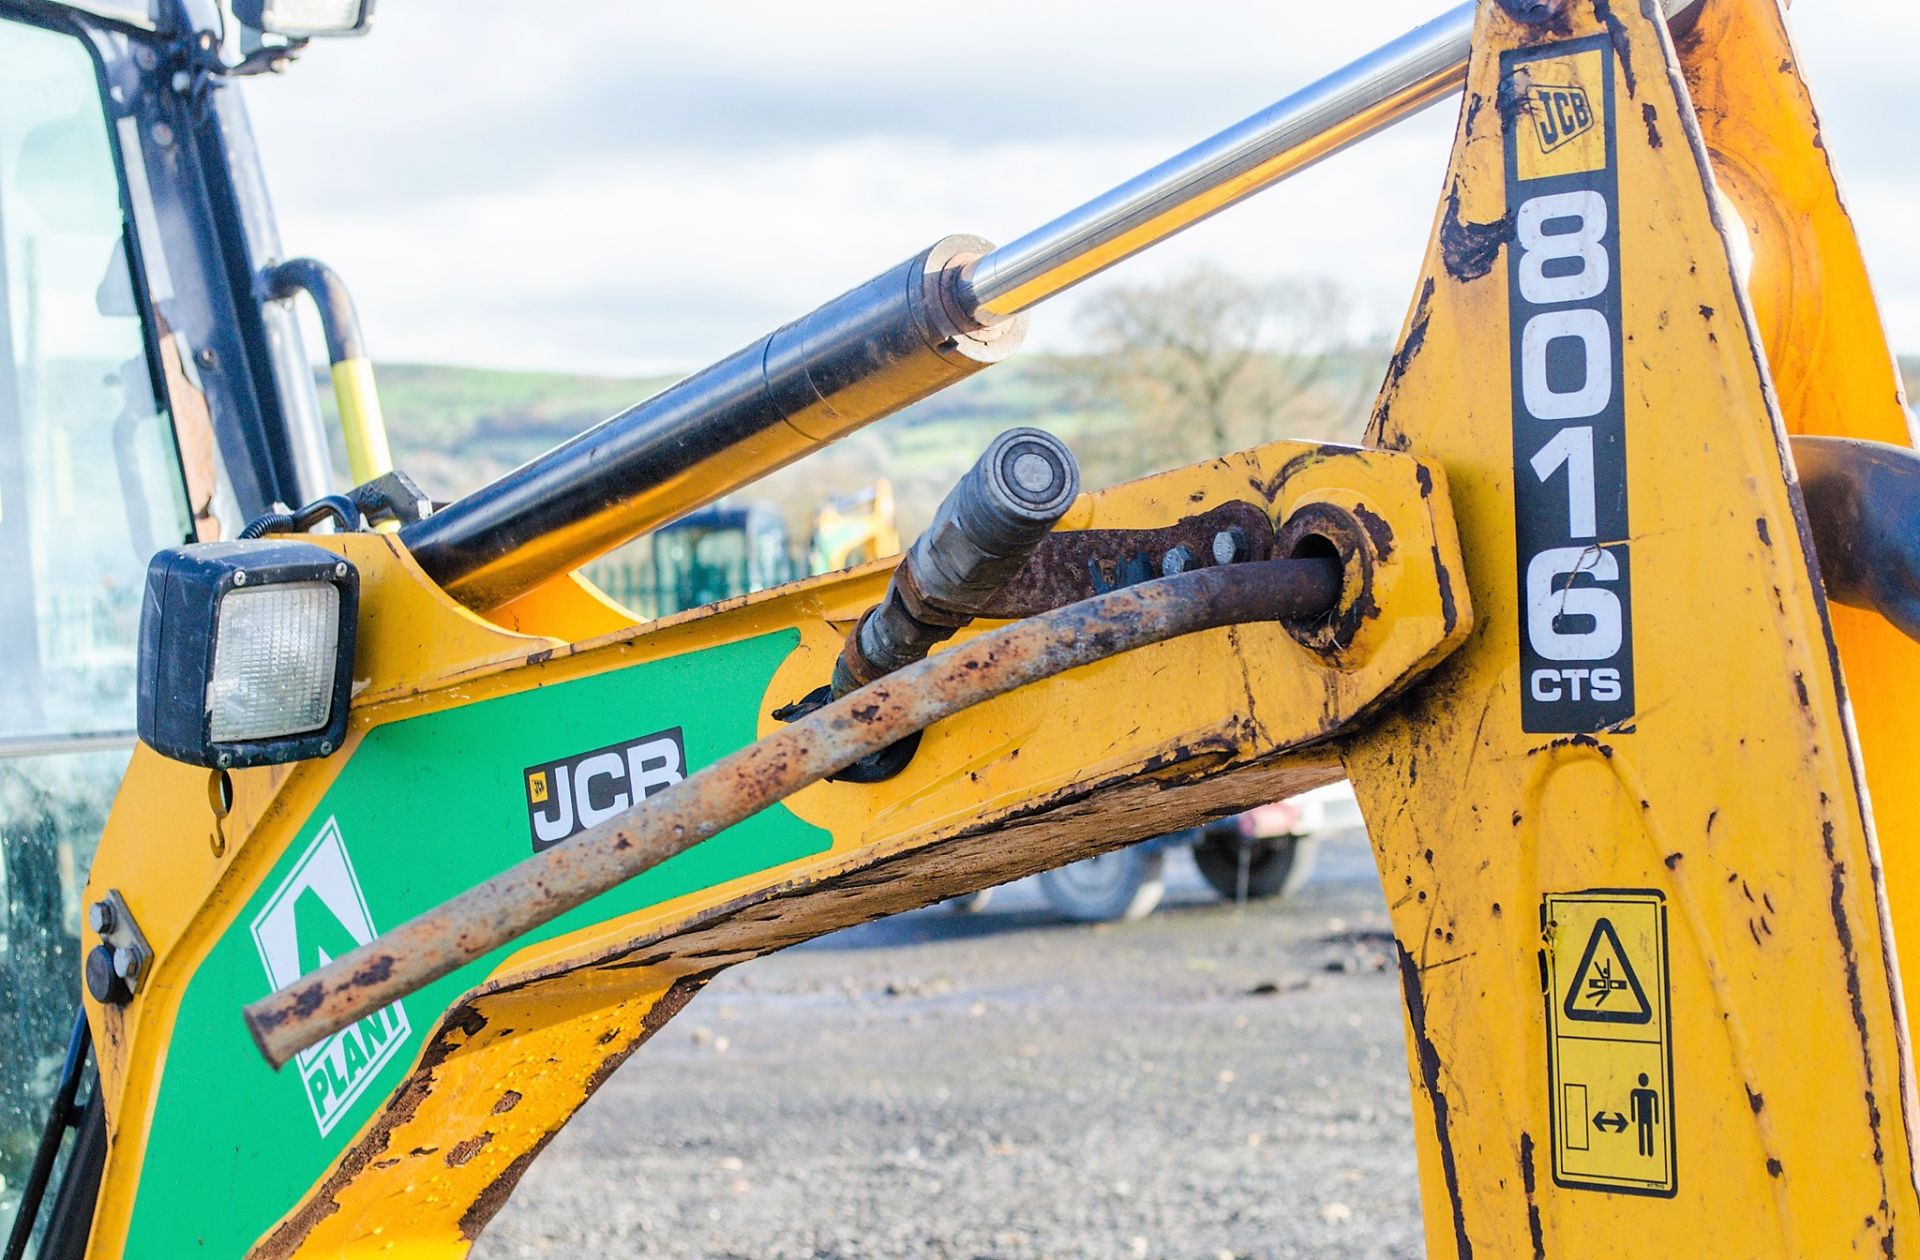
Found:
6,0 -> 1920,1257
809,479 -> 902,576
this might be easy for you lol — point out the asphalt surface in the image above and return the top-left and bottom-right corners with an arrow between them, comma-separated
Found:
475,835 -> 1423,1259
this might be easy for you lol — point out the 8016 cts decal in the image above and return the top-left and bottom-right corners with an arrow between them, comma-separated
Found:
1503,37 -> 1634,732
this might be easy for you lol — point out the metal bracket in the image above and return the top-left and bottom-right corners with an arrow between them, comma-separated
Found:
84,889 -> 153,1007
977,500 -> 1277,619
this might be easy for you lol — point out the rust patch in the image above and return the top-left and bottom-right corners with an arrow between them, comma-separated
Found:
1593,0 -> 1636,95
1755,517 -> 1772,547
977,500 -> 1277,617
491,1090 -> 522,1115
1439,183 -> 1512,283
1397,944 -> 1474,1260
445,1132 -> 493,1168
1641,102 -> 1662,149
1349,504 -> 1396,562
457,975 -> 708,1242
1432,546 -> 1459,636
351,955 -> 395,986
1495,0 -> 1570,26
248,1005 -> 489,1258
1531,733 -> 1613,759
1824,817 -> 1893,1221
1370,279 -> 1436,447
1518,1131 -> 1546,1259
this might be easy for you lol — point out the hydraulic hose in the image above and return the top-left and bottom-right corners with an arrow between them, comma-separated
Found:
243,555 -> 1341,1067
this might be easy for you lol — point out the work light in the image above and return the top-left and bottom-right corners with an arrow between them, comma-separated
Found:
137,541 -> 358,769
231,0 -> 375,38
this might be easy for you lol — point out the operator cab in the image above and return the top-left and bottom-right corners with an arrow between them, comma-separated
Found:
0,0 -> 364,1250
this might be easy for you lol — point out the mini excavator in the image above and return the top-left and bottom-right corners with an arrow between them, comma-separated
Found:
4,0 -> 1919,1256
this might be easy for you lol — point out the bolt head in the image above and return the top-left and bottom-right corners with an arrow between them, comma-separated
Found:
1161,546 -> 1192,577
87,900 -> 116,935
319,740 -> 334,755
112,945 -> 144,984
233,570 -> 248,586
334,562 -> 349,579
1211,529 -> 1250,566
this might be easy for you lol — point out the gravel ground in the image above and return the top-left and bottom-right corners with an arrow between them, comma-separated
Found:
475,837 -> 1423,1259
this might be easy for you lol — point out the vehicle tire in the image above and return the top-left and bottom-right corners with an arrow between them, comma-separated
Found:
944,889 -> 995,914
1038,848 -> 1166,922
1193,832 -> 1314,902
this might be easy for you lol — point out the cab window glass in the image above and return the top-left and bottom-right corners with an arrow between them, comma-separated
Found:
0,19 -> 188,1238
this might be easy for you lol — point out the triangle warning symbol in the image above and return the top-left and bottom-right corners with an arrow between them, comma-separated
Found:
1562,917 -> 1652,1024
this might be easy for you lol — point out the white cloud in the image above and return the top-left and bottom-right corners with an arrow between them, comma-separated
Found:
245,1 -> 1920,374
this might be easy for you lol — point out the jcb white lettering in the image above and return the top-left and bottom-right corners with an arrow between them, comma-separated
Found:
625,736 -> 683,798
573,751 -> 631,829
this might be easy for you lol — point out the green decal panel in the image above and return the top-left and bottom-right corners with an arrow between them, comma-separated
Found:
122,630 -> 825,1256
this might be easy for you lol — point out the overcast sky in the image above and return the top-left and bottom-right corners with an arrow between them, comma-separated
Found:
244,2 -> 1920,376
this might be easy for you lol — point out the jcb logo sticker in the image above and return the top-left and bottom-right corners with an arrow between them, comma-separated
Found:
525,727 -> 685,851
1510,46 -> 1608,183
1528,83 -> 1593,153
250,818 -> 411,1137
1503,37 -> 1633,732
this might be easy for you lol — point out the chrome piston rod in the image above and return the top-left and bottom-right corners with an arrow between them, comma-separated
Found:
958,3 -> 1475,322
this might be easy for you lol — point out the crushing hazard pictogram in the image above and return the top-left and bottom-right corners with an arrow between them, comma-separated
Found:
1563,917 -> 1652,1024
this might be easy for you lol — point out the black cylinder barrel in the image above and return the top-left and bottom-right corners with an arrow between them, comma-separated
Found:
401,235 -> 1026,610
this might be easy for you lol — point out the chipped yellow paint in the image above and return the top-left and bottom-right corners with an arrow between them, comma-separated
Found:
1674,0 -> 1920,1033
1342,0 -> 1920,1254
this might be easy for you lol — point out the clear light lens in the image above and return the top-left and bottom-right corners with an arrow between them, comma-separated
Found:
260,0 -> 365,33
207,582 -> 340,743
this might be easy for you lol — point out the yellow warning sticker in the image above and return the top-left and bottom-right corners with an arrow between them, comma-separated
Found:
1543,889 -> 1675,1196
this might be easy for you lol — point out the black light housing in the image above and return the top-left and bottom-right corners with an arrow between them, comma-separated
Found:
136,540 -> 358,769
230,0 -> 376,38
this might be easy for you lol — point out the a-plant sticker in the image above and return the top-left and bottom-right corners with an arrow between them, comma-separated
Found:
250,817 -> 412,1136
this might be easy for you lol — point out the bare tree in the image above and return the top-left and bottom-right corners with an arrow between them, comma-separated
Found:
1069,267 -> 1367,486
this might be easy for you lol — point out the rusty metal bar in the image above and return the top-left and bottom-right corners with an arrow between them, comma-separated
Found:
243,557 -> 1341,1067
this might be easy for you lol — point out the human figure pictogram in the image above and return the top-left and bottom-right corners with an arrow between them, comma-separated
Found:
1630,1072 -> 1661,1157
